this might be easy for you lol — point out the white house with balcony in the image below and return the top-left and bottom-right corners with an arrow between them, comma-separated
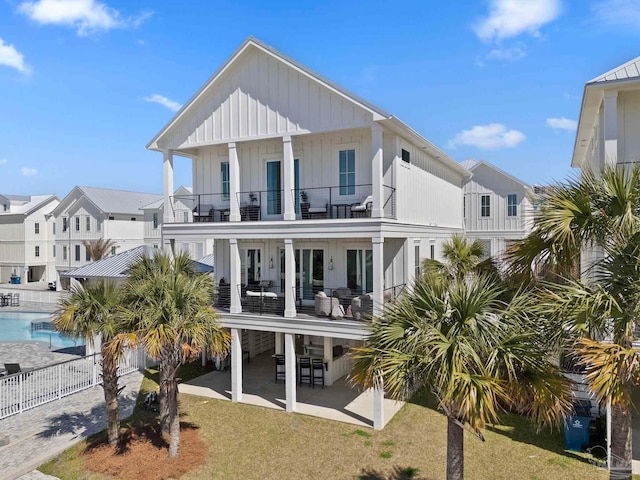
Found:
49,186 -> 162,289
147,37 -> 470,428
0,194 -> 59,284
460,159 -> 534,261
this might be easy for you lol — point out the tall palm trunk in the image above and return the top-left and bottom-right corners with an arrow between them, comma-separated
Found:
610,401 -> 632,480
101,348 -> 120,448
167,372 -> 180,458
446,417 -> 464,480
158,358 -> 170,434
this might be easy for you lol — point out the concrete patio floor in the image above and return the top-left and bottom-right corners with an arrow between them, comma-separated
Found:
179,352 -> 403,428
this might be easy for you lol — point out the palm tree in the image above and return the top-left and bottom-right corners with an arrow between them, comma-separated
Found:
54,281 -> 130,447
421,234 -> 488,280
120,250 -> 230,458
508,165 -> 640,479
82,238 -> 118,261
351,270 -> 571,480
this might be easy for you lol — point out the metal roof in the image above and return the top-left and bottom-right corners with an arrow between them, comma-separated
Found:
459,158 -> 479,170
0,194 -> 58,216
588,55 -> 640,84
76,187 -> 162,215
61,245 -> 214,279
0,194 -> 30,202
197,253 -> 214,267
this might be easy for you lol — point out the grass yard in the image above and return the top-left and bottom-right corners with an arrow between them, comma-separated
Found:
41,365 -> 607,480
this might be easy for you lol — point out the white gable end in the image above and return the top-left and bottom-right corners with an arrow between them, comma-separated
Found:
164,45 -> 374,150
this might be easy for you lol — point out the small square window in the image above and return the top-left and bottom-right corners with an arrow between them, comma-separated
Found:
401,149 -> 410,163
34,222 -> 40,234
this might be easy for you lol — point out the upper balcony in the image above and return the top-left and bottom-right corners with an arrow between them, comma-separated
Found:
167,183 -> 396,224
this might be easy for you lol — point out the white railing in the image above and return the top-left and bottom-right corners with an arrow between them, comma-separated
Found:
0,347 -> 146,420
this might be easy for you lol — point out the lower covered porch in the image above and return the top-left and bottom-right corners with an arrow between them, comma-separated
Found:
179,330 -> 403,429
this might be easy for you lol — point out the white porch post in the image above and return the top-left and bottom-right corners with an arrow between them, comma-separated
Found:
229,142 -> 241,222
163,149 -> 174,224
373,381 -> 385,430
284,239 -> 297,317
405,237 -> 415,288
229,239 -> 242,314
231,328 -> 243,402
372,236 -> 385,316
275,332 -> 284,355
371,124 -> 384,218
283,136 -> 296,221
603,92 -> 618,168
323,336 -> 333,386
285,332 -> 296,412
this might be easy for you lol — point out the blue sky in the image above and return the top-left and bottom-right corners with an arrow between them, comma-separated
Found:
1,0 -> 639,196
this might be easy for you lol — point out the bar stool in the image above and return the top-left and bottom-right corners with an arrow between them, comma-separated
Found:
298,357 -> 311,387
274,354 -> 285,383
312,358 -> 324,389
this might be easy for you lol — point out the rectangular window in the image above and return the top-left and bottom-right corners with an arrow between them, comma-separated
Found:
75,245 -> 80,261
53,245 -> 56,258
463,196 -> 466,219
346,249 -> 373,294
153,244 -> 158,249
415,245 -> 420,278
53,222 -> 56,235
507,194 -> 518,216
481,195 -> 491,217
62,217 -> 67,232
63,246 -> 67,261
131,217 -> 136,221
34,222 -> 39,234
430,243 -> 435,260
221,162 -> 230,201
153,212 -> 159,229
86,217 -> 90,231
108,216 -> 114,220
86,248 -> 91,261
111,246 -> 116,256
401,149 -> 410,163
339,149 -> 356,195
35,246 -> 40,257
75,216 -> 80,231
97,217 -> 102,231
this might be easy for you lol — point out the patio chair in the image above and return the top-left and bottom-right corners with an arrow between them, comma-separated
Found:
4,363 -> 32,375
351,293 -> 374,320
312,359 -> 324,389
301,203 -> 328,219
11,294 -> 19,307
274,355 -> 286,383
298,357 -> 312,387
350,195 -> 373,218
314,291 -> 339,317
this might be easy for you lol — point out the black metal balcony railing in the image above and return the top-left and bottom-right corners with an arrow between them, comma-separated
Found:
167,184 -> 396,224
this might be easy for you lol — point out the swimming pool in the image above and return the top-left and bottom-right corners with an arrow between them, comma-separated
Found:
0,312 -> 83,349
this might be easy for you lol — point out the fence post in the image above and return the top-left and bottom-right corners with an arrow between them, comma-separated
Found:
18,374 -> 23,413
58,363 -> 62,399
92,353 -> 97,387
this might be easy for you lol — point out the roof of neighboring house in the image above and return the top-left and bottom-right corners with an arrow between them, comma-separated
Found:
0,194 -> 59,216
147,36 -> 470,179
197,253 -> 214,267
51,186 -> 162,217
0,194 -> 30,202
61,245 -> 213,279
459,158 -> 532,193
588,55 -> 640,84
140,186 -> 192,211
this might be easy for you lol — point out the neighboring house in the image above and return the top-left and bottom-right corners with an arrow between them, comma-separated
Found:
147,36 -> 470,428
49,186 -> 162,289
0,194 -> 59,284
460,159 -> 535,261
140,185 -> 213,258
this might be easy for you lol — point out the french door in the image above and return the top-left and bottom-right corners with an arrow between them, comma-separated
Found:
346,249 -> 373,294
241,248 -> 262,286
280,248 -> 324,304
265,160 -> 282,218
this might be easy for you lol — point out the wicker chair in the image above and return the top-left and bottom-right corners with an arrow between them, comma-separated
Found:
314,291 -> 339,316
351,293 -> 374,320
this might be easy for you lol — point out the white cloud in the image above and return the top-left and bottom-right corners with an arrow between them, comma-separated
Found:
0,38 -> 31,74
0,159 -> 7,165
591,0 -> 640,28
486,46 -> 526,61
546,117 -> 578,131
475,0 -> 563,42
143,94 -> 182,112
449,123 -> 526,150
18,0 -> 153,36
21,167 -> 38,176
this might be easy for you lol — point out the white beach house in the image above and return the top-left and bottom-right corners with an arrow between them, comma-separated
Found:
460,159 -> 534,261
49,186 -> 162,289
0,194 -> 59,284
147,37 -> 471,428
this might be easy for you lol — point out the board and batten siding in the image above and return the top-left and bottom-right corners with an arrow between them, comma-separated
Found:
165,46 -> 373,150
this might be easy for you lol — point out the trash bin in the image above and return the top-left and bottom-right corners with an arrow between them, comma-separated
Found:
564,406 -> 592,452
10,275 -> 20,285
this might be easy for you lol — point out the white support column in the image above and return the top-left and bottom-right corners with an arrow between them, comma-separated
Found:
163,149 -> 174,224
282,136 -> 296,221
229,239 -> 242,314
228,142 -> 241,222
371,124 -> 384,218
285,332 -> 296,412
373,382 -> 385,430
231,328 -> 243,402
603,91 -> 618,168
323,336 -> 334,386
372,236 -> 385,317
275,332 -> 284,355
284,239 -> 296,317
405,237 -> 415,288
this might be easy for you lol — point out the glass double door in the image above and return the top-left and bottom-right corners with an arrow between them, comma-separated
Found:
280,248 -> 324,304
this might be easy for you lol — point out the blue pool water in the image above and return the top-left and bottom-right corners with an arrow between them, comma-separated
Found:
0,312 -> 83,349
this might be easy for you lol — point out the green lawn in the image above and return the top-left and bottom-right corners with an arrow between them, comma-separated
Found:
41,365 -> 607,480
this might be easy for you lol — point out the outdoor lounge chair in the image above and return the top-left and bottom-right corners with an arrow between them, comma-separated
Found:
4,363 -> 32,375
351,293 -> 374,320
350,195 -> 373,218
314,291 -> 339,316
